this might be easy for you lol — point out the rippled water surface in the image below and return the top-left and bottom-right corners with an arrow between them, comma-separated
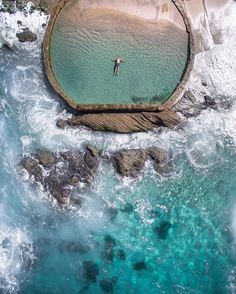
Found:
1,1 -> 236,293
50,4 -> 188,104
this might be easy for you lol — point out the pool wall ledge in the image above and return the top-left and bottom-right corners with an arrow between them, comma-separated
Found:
44,0 -> 196,132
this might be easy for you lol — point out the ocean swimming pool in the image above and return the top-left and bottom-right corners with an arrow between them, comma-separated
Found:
49,0 -> 188,105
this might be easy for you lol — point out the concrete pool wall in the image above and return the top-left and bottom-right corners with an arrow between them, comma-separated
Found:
44,0 -> 195,113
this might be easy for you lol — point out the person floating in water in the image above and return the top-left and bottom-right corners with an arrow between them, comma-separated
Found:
113,56 -> 124,76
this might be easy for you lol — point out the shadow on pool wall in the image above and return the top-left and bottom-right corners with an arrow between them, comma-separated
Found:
44,0 -> 194,110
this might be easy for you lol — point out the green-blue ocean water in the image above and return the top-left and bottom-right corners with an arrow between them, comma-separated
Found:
50,6 -> 188,104
1,3 -> 236,294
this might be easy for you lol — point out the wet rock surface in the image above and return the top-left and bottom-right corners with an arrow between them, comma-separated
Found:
20,146 -> 99,204
1,0 -> 48,13
58,110 -> 182,133
16,29 -> 38,42
174,89 -> 233,119
174,90 -> 204,118
113,149 -> 147,177
112,146 -> 168,177
19,145 -> 170,204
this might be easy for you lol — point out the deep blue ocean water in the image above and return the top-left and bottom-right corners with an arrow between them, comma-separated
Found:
0,1 -> 236,293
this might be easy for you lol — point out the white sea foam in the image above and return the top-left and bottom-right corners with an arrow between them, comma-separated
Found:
0,9 -> 48,48
0,222 -> 33,293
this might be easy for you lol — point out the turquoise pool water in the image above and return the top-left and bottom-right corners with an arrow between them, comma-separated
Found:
50,6 -> 188,104
1,2 -> 236,293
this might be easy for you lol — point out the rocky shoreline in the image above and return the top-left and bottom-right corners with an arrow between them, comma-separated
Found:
20,145 -> 168,204
57,109 -> 182,133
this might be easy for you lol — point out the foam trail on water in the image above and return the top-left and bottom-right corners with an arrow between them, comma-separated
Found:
0,223 -> 33,294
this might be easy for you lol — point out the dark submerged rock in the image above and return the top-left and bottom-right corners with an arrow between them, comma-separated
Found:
99,279 -> 114,293
103,235 -> 116,262
154,221 -> 172,240
117,249 -> 126,260
120,203 -> 133,213
58,241 -> 89,254
70,196 -> 83,207
83,261 -> 99,283
16,29 -> 37,42
107,207 -> 118,221
104,235 -> 116,248
133,261 -> 147,271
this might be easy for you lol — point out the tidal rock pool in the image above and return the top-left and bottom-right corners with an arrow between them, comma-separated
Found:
49,0 -> 188,104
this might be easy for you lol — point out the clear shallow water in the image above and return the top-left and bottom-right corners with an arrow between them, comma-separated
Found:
0,2 -> 236,293
50,6 -> 188,104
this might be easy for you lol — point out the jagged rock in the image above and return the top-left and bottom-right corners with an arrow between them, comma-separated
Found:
35,149 -> 55,168
1,0 -> 16,13
112,147 -> 169,177
83,145 -> 99,171
113,149 -> 147,177
86,144 -> 98,157
204,95 -> 217,109
147,146 -> 167,164
56,119 -> 68,129
1,0 -> 49,13
16,29 -> 37,42
174,90 -> 203,118
39,0 -> 48,13
65,110 -> 182,133
21,157 -> 43,182
20,147 -> 99,204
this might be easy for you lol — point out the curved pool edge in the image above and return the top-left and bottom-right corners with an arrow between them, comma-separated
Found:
43,0 -> 195,113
